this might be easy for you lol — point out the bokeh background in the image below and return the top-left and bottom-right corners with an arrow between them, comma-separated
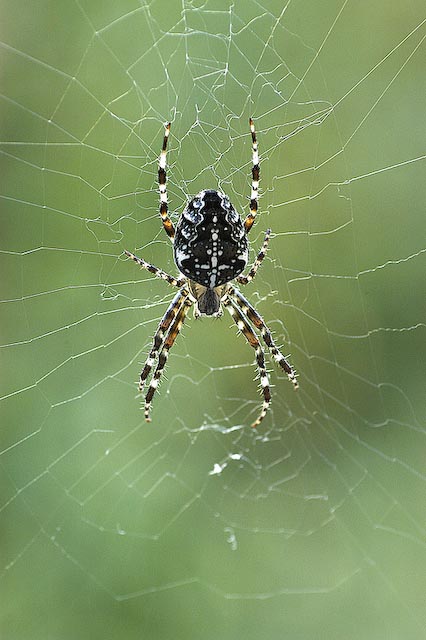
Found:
1,1 -> 425,638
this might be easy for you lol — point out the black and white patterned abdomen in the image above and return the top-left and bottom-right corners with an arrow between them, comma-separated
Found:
174,190 -> 248,288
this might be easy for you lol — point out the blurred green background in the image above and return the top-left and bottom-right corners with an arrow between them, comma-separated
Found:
1,1 -> 425,638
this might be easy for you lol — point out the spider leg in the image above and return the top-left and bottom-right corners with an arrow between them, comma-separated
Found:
138,289 -> 189,393
158,122 -> 175,240
144,297 -> 192,422
237,228 -> 271,285
228,284 -> 298,390
124,250 -> 187,290
223,295 -> 271,428
244,117 -> 260,233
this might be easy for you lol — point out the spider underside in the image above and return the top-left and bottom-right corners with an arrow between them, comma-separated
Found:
125,119 -> 298,427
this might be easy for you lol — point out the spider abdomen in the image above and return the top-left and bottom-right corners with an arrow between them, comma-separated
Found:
174,189 -> 248,289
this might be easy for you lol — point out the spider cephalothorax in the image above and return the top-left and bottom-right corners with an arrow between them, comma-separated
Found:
125,119 -> 298,427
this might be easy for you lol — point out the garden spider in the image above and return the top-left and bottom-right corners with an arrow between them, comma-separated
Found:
125,119 -> 298,427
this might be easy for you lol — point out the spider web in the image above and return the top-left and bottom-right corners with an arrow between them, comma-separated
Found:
1,1 -> 425,638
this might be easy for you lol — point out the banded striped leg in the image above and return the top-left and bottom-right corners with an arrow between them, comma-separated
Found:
223,296 -> 271,428
124,250 -> 186,290
139,289 -> 189,393
228,284 -> 298,390
237,228 -> 271,285
144,297 -> 192,422
158,122 -> 175,240
244,117 -> 260,233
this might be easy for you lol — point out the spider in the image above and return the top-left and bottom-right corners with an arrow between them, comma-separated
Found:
125,119 -> 298,427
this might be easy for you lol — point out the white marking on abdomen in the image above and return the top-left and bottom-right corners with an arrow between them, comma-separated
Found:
175,247 -> 190,263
